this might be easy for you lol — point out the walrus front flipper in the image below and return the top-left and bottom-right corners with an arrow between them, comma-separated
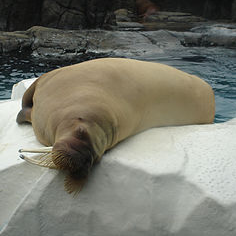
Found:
16,79 -> 38,124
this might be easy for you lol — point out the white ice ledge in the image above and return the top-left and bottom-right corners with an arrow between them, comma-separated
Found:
0,79 -> 236,236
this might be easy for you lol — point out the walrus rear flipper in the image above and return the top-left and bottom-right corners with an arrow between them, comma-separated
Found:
16,108 -> 32,124
16,79 -> 38,124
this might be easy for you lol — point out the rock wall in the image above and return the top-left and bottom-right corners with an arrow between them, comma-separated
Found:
0,0 -> 136,31
40,0 -> 121,29
0,0 -> 235,31
0,0 -> 42,31
155,0 -> 234,20
232,0 -> 236,21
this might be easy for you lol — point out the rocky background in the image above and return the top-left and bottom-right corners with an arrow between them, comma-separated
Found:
0,0 -> 236,60
0,0 -> 235,31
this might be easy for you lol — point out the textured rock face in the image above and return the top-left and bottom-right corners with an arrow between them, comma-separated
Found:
40,0 -> 118,29
1,24 -> 236,59
156,0 -> 234,20
0,0 -> 135,31
0,0 -> 234,31
232,0 -> 236,21
0,0 -> 42,31
0,79 -> 236,236
40,0 -> 86,29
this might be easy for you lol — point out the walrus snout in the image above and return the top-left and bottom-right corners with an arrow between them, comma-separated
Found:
52,136 -> 94,178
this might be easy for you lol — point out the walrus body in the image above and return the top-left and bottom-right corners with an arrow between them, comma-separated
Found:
17,58 -> 215,191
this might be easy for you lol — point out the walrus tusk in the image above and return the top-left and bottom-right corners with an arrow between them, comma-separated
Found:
19,147 -> 57,169
19,147 -> 53,153
19,147 -> 87,194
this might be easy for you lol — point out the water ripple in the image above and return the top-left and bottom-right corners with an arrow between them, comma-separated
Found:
0,48 -> 235,123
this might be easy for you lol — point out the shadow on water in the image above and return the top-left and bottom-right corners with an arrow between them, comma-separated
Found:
0,48 -> 235,123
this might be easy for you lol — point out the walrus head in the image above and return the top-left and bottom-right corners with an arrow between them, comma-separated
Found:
19,126 -> 98,194
52,127 -> 95,178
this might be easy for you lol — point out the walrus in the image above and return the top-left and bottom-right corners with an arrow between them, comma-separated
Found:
136,0 -> 159,20
17,58 -> 215,193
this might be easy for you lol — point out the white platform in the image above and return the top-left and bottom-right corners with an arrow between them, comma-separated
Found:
0,79 -> 236,236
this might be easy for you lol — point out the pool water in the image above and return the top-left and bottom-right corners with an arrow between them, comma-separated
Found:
0,48 -> 235,123
0,53 -> 80,100
142,47 -> 236,123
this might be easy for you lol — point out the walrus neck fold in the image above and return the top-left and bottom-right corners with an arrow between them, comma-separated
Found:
84,121 -> 113,162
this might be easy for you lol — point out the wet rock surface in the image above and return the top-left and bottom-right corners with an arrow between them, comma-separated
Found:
0,31 -> 31,54
140,11 -> 207,31
0,18 -> 236,61
0,25 -> 181,59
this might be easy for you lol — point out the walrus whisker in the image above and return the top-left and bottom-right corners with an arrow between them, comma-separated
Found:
51,150 -> 70,169
64,175 -> 87,195
19,152 -> 57,169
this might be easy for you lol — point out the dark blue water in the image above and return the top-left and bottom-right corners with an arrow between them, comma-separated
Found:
0,53 -> 82,100
0,48 -> 235,123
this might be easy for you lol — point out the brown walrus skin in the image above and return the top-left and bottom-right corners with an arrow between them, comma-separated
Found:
17,58 -> 215,193
136,0 -> 159,19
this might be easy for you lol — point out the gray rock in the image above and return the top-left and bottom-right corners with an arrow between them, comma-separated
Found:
25,26 -> 164,59
142,11 -> 206,31
0,21 -> 236,60
147,11 -> 205,22
26,26 -> 87,59
114,9 -> 136,22
168,23 -> 236,48
116,22 -> 145,31
190,24 -> 236,47
0,31 -> 31,53
41,0 -> 86,29
85,30 -> 163,57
